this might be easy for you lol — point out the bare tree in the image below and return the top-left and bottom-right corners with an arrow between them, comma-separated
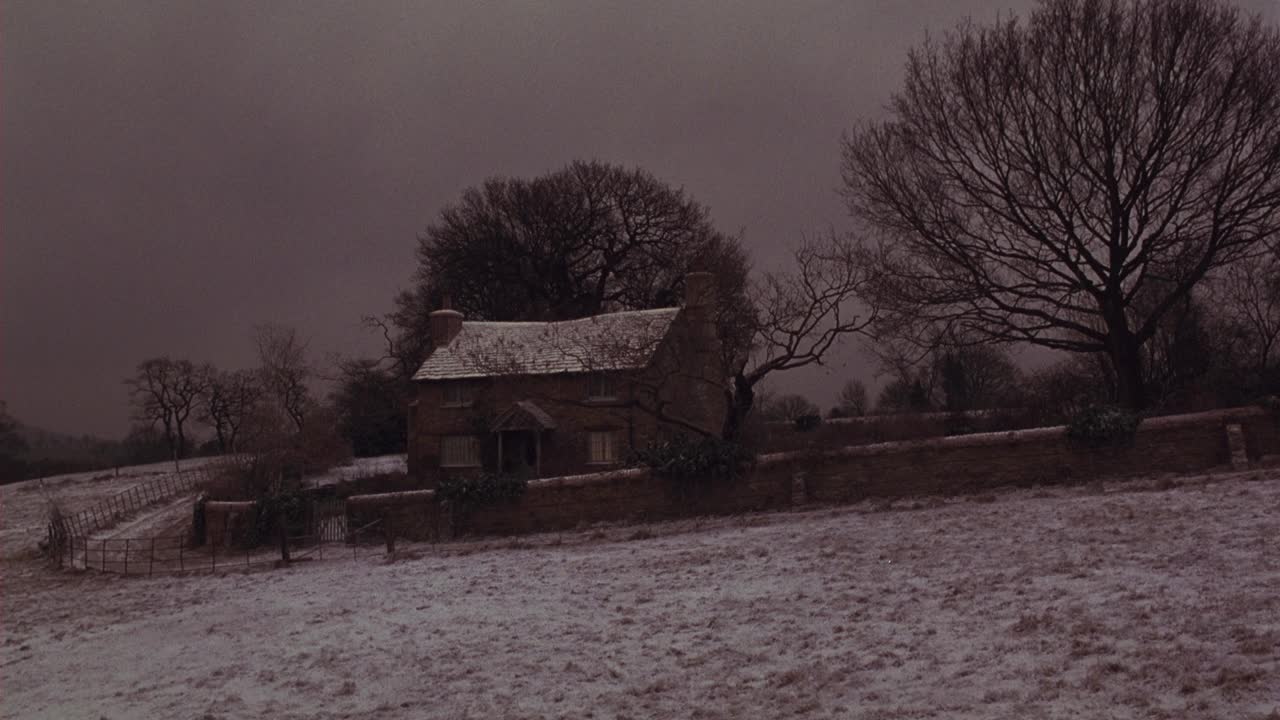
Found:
199,367 -> 260,453
842,0 -> 1280,409
253,324 -> 312,432
933,344 -> 1023,412
832,379 -> 869,417
722,234 -> 876,439
875,379 -> 931,415
1217,261 -> 1280,373
761,394 -> 820,422
124,357 -> 206,468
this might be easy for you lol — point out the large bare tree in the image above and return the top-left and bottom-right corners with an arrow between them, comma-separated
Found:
722,235 -> 876,439
842,0 -> 1280,409
253,324 -> 312,432
125,357 -> 206,468
199,367 -> 261,453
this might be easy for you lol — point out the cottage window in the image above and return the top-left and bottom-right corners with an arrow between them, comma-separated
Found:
587,374 -> 617,401
441,436 -> 481,467
442,383 -> 473,408
587,430 -> 619,465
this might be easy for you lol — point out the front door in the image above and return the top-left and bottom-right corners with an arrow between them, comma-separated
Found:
499,430 -> 539,477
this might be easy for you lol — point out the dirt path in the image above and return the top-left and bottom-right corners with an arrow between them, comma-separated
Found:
89,493 -> 195,541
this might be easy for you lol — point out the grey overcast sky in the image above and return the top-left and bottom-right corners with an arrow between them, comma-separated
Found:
4,1 -> 1277,437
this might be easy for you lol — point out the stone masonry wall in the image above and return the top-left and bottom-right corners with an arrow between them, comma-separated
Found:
382,406 -> 1279,539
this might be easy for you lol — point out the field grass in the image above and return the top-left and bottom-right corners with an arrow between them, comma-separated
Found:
2,467 -> 1277,719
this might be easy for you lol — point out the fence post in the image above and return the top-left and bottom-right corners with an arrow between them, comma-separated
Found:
211,538 -> 216,572
384,512 -> 396,555
123,539 -> 129,575
83,536 -> 89,568
149,538 -> 156,577
277,511 -> 291,565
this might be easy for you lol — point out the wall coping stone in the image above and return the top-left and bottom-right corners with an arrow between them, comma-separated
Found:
757,405 -> 1266,465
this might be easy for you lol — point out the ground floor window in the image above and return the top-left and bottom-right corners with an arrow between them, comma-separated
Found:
441,435 -> 481,467
587,430 -> 619,465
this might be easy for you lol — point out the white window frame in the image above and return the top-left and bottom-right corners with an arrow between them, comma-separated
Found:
440,435 -> 482,467
587,430 -> 619,465
442,383 -> 473,408
586,374 -> 618,401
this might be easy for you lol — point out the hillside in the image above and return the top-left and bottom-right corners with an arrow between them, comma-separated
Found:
3,467 -> 1277,719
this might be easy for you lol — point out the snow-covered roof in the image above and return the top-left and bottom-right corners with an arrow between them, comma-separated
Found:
413,307 -> 681,381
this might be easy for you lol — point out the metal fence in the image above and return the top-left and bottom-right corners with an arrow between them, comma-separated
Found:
53,467 -> 212,538
55,517 -> 389,576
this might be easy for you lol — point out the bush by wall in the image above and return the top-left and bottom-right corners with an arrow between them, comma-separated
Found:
630,435 -> 753,484
794,414 -> 822,432
435,473 -> 527,513
1065,405 -> 1141,449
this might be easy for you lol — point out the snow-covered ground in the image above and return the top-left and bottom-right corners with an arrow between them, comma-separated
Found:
308,453 -> 407,487
2,467 -> 1277,719
0,457 -> 221,559
0,455 -> 407,560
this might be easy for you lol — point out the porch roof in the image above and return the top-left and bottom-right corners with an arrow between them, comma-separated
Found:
491,400 -> 557,432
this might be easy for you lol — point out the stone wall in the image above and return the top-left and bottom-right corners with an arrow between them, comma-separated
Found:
365,406 -> 1279,540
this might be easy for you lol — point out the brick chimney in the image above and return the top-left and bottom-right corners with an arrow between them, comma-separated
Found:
429,307 -> 463,348
684,271 -> 715,309
681,271 -> 724,434
682,270 -> 717,349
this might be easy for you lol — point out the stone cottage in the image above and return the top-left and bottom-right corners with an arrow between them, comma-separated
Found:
407,272 -> 727,483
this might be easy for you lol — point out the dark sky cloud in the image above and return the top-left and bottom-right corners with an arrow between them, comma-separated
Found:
5,0 -> 1275,436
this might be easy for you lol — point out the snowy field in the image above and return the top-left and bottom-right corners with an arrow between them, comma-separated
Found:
0,458 -> 220,559
308,453 -> 407,487
3,467 -> 1278,719
0,455 -> 407,560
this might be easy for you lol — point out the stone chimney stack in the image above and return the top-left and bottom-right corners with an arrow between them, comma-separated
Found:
429,304 -> 464,348
681,271 -> 724,435
684,271 -> 715,310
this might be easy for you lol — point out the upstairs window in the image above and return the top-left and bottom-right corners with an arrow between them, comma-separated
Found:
587,430 -> 619,465
587,374 -> 618,401
442,383 -> 473,408
441,436 -> 481,467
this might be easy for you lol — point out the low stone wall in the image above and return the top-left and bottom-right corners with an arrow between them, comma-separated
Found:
467,406 -> 1276,536
793,406 -> 1276,504
280,406 -> 1280,541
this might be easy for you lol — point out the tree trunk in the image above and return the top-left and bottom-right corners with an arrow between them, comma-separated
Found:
721,373 -> 755,441
1107,331 -> 1148,410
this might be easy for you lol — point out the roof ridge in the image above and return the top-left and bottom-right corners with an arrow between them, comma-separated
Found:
462,306 -> 680,328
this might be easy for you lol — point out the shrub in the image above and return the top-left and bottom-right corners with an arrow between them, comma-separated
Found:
247,489 -> 310,546
630,434 -> 754,484
793,414 -> 822,432
1065,405 -> 1141,449
435,473 -> 527,513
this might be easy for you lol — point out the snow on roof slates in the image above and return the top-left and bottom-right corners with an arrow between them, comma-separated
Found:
413,307 -> 681,381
